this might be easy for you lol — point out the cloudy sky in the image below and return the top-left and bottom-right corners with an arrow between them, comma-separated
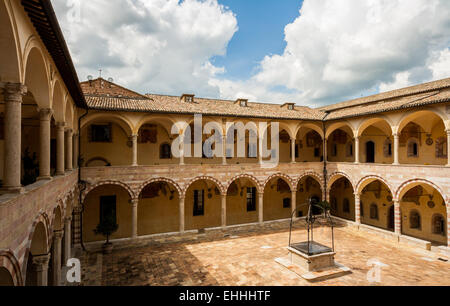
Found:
53,0 -> 450,107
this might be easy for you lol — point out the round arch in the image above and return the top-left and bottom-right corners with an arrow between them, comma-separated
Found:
135,116 -> 178,137
357,117 -> 394,137
397,109 -> 448,134
51,205 -> 63,232
23,44 -> 50,109
226,174 -> 262,195
356,175 -> 394,196
0,0 -> 21,82
51,79 -> 65,122
263,173 -> 295,192
259,121 -> 296,140
327,172 -> 355,193
325,121 -> 356,140
395,179 -> 447,203
183,176 -> 225,198
295,172 -> 324,191
295,123 -> 324,139
137,178 -> 182,198
82,180 -> 136,202
65,102 -> 74,130
0,250 -> 23,286
81,113 -> 134,137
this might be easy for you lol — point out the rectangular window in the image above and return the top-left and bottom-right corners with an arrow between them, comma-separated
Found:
193,190 -> 204,216
91,124 -> 112,143
246,187 -> 257,212
100,196 -> 117,224
295,144 -> 299,158
314,147 -> 320,157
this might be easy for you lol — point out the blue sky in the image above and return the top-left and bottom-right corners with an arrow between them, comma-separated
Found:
54,0 -> 450,106
213,0 -> 303,81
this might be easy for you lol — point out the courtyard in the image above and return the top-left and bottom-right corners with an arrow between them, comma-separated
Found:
79,221 -> 450,286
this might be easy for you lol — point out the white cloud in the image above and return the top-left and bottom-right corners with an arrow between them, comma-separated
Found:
53,0 -> 450,106
213,0 -> 450,105
53,0 -> 237,97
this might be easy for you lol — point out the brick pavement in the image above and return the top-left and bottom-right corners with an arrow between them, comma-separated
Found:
79,221 -> 450,286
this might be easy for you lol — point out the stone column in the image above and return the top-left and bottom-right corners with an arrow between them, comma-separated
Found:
354,193 -> 361,224
221,194 -> 227,228
323,139 -> 328,162
72,133 -> 79,169
258,192 -> 264,224
37,108 -> 53,180
63,216 -> 72,264
1,83 -> 27,193
179,135 -> 185,166
291,190 -> 297,217
222,136 -> 227,165
291,138 -> 296,163
131,198 -> 138,239
52,230 -> 64,286
393,133 -> 400,165
354,137 -> 360,164
179,197 -> 185,232
56,122 -> 65,176
32,254 -> 50,286
65,129 -> 73,172
394,199 -> 401,235
446,130 -> 450,167
447,205 -> 450,247
130,134 -> 138,167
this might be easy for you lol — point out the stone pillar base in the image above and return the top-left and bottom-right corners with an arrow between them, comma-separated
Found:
37,176 -> 52,182
0,186 -> 24,195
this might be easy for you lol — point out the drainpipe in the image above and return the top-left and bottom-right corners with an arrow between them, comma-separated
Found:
77,107 -> 89,252
322,112 -> 330,202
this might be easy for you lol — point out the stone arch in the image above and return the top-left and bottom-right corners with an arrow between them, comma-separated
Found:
295,123 -> 324,139
65,102 -> 74,130
82,180 -> 135,202
260,121 -> 295,140
263,173 -> 295,192
137,178 -> 182,199
51,205 -> 63,233
51,79 -> 65,122
22,213 -> 50,282
0,250 -> 23,286
357,116 -> 394,137
356,175 -> 394,196
0,0 -> 22,82
325,121 -> 356,139
327,172 -> 355,193
397,109 -> 447,134
294,172 -> 324,191
81,113 -> 134,136
395,179 -> 447,203
135,116 -> 178,136
226,174 -> 262,195
23,42 -> 50,109
183,176 -> 225,198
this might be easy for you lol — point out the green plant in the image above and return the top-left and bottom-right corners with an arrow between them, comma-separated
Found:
314,201 -> 331,215
94,215 -> 118,244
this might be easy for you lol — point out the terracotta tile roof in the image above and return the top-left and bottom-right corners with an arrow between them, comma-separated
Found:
82,77 -> 450,121
324,88 -> 450,120
319,77 -> 450,113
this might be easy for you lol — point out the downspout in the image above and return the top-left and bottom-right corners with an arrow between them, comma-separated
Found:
77,107 -> 89,252
322,112 -> 331,202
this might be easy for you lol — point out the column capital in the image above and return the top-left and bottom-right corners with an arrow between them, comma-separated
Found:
446,129 -> 450,136
32,254 -> 50,271
39,108 -> 53,121
53,230 -> 64,240
393,133 -> 400,138
130,134 -> 138,140
131,198 -> 139,206
65,128 -> 73,134
56,122 -> 66,129
64,216 -> 73,223
2,82 -> 27,102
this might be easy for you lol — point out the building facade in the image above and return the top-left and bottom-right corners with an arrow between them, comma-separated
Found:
0,0 -> 449,286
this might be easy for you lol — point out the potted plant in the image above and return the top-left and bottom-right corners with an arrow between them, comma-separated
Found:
94,215 -> 118,254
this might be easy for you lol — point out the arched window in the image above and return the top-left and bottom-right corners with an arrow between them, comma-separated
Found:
407,138 -> 419,157
436,137 -> 447,159
384,138 -> 392,157
409,210 -> 421,229
160,143 -> 172,159
432,214 -> 445,236
346,142 -> 353,157
343,198 -> 350,213
370,204 -> 378,220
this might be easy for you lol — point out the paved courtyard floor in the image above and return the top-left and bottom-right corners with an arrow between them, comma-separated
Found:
79,221 -> 450,286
